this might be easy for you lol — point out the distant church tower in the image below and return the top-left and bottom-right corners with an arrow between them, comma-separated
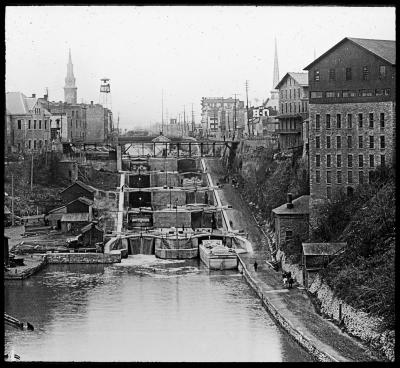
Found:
64,49 -> 77,104
265,38 -> 280,111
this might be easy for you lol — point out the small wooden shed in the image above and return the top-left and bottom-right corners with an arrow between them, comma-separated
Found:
80,223 -> 104,247
59,180 -> 96,203
302,242 -> 346,288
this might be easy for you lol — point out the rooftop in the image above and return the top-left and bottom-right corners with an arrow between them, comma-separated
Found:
61,213 -> 90,222
275,72 -> 309,89
60,180 -> 96,194
272,195 -> 310,216
302,242 -> 346,256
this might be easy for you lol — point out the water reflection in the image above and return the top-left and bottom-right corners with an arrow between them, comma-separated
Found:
5,255 -> 312,362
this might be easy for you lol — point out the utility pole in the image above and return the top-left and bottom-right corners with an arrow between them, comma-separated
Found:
245,80 -> 250,136
233,94 -> 237,133
183,105 -> 186,136
30,153 -> 34,191
11,173 -> 14,226
191,103 -> 195,133
161,89 -> 164,134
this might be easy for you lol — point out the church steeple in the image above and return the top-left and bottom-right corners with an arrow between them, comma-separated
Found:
64,48 -> 77,104
272,37 -> 280,90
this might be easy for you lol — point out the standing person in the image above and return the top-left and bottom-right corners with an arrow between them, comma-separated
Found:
254,260 -> 258,272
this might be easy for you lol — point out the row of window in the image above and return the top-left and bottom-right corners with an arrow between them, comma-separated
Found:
314,65 -> 387,82
280,101 -> 309,114
17,119 -> 49,130
316,165 -> 385,186
316,153 -> 385,169
315,135 -> 385,150
27,139 -> 48,149
280,88 -> 303,100
315,112 -> 385,130
310,88 -> 391,99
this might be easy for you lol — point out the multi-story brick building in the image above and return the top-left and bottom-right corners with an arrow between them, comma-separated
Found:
304,37 -> 395,203
200,97 -> 245,138
6,92 -> 52,153
85,101 -> 113,143
275,72 -> 309,150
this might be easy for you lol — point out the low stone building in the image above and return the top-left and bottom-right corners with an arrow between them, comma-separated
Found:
272,194 -> 310,259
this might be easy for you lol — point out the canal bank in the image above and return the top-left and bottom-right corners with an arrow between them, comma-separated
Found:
206,157 -> 378,362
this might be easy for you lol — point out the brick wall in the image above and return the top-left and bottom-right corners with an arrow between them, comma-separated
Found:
275,214 -> 309,249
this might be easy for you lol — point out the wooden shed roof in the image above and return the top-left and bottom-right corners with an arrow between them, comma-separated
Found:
302,242 -> 346,256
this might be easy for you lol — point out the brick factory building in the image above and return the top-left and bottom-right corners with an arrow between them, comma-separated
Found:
304,37 -> 395,205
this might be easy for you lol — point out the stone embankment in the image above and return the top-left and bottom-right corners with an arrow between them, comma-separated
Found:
308,274 -> 395,362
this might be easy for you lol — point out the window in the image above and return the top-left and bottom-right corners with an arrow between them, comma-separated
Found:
380,136 -> 385,149
316,136 -> 320,149
329,68 -> 336,81
345,67 -> 352,80
326,136 -> 331,149
359,155 -> 363,167
327,187 -> 332,199
360,90 -> 373,97
289,103 -> 292,113
327,171 -> 331,184
28,140 -> 31,149
380,113 -> 385,128
310,91 -> 323,98
39,140 -> 42,148
327,154 -> 331,168
45,120 -> 47,129
17,120 -> 22,129
348,154 -> 353,167
337,136 -> 341,149
347,136 -> 352,148
369,155 -> 374,167
28,120 -> 31,129
72,110 -> 75,117
34,140 -> 37,149
285,231 -> 293,244
336,114 -> 341,129
281,104 -> 284,113
76,120 -> 78,128
45,140 -> 47,147
369,113 -> 374,128
358,114 -> 363,128
285,90 -> 288,99
314,69 -> 320,81
34,120 -> 36,129
18,143 -> 21,152
379,65 -> 387,79
347,114 -> 352,129
326,114 -> 331,129
326,91 -> 336,98
362,66 -> 369,80
359,171 -> 364,184
337,154 -> 342,167
337,171 -> 342,184
315,115 -> 320,131
342,90 -> 357,98
369,171 -> 374,183
39,120 -> 42,129
285,103 -> 288,113
358,136 -> 363,148
289,89 -> 292,99
375,89 -> 384,96
316,154 -> 321,167
348,171 -> 353,183
369,136 -> 374,149
384,89 -> 391,96
316,170 -> 321,184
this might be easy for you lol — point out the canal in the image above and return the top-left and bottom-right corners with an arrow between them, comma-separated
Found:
4,255 -> 313,362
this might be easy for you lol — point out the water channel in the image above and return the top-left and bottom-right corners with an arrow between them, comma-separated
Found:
4,255 -> 313,362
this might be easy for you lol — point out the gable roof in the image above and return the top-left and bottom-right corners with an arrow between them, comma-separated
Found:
61,213 -> 90,222
6,92 -> 30,115
304,37 -> 396,70
81,222 -> 103,233
302,242 -> 346,256
66,197 -> 94,207
275,72 -> 309,89
272,195 -> 310,216
60,180 -> 96,194
47,205 -> 67,214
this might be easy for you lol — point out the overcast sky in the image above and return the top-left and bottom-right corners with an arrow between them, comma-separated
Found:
6,6 -> 395,130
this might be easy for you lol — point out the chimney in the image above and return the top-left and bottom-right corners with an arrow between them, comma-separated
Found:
91,101 -> 93,106
44,94 -> 48,101
286,193 -> 294,209
32,93 -> 36,98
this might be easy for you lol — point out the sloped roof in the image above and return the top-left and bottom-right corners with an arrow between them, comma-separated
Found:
272,195 -> 310,215
4,205 -> 11,215
81,223 -> 103,233
6,92 -> 29,115
152,134 -> 171,143
61,213 -> 90,222
60,180 -> 96,194
24,97 -> 37,111
47,205 -> 67,214
65,197 -> 94,207
304,37 -> 395,70
275,72 -> 309,89
302,242 -> 346,256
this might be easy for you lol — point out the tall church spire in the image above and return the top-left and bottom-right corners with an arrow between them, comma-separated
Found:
64,48 -> 77,104
272,37 -> 280,89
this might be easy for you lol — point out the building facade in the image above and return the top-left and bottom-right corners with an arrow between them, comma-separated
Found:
200,97 -> 245,138
275,72 -> 309,151
85,101 -> 113,143
6,92 -> 52,153
304,37 -> 396,203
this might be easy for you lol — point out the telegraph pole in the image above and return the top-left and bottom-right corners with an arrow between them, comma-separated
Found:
161,89 -> 164,134
245,80 -> 250,136
183,105 -> 186,136
30,153 -> 34,191
11,173 -> 14,226
191,103 -> 195,133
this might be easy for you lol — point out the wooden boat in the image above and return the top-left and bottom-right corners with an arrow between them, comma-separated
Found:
199,239 -> 237,270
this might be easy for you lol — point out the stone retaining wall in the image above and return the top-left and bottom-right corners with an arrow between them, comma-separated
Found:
45,252 -> 121,264
308,274 -> 394,362
237,255 -> 338,362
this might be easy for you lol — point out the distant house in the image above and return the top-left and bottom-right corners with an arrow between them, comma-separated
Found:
66,197 -> 94,220
59,180 -> 96,203
45,205 -> 67,229
60,213 -> 90,234
80,223 -> 104,247
272,194 -> 310,255
302,242 -> 346,287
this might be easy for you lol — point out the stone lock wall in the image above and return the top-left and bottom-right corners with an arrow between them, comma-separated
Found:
151,191 -> 187,210
45,252 -> 121,264
150,172 -> 180,187
153,210 -> 192,228
148,157 -> 177,172
308,274 -> 395,361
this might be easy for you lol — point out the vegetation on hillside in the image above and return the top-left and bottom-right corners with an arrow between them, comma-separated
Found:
310,165 -> 395,329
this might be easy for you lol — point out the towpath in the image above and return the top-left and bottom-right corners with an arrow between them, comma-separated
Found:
206,157 -> 378,362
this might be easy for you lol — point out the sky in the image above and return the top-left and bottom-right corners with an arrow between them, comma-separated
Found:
5,6 -> 396,130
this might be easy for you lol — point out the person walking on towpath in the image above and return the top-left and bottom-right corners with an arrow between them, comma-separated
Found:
254,260 -> 258,272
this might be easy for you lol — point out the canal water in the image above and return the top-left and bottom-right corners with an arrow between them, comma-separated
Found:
4,255 -> 313,362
